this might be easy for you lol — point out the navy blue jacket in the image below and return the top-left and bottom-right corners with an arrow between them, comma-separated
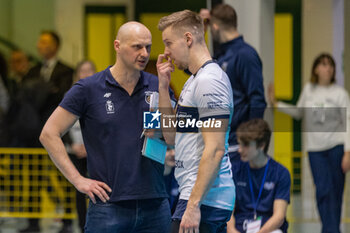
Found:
215,36 -> 267,146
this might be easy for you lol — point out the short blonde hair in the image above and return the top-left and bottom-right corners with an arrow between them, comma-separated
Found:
158,10 -> 205,42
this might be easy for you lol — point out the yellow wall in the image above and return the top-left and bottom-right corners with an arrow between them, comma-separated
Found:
86,13 -> 126,72
274,13 -> 294,173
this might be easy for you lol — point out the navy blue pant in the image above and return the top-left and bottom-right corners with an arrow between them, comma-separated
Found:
85,198 -> 171,233
308,145 -> 345,233
171,219 -> 227,233
171,199 -> 232,233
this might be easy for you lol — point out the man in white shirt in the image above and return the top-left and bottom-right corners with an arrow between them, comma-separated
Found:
157,10 -> 235,233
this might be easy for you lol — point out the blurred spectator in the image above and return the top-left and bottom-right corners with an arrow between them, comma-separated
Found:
268,53 -> 350,233
17,30 -> 74,233
23,30 -> 73,122
7,49 -> 30,97
7,31 -> 73,148
0,52 -> 9,146
200,4 -> 267,164
9,49 -> 30,80
68,60 -> 96,233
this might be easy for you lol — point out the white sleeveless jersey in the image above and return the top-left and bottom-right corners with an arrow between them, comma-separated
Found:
174,62 -> 235,210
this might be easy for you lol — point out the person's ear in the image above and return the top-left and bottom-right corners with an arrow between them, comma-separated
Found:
114,40 -> 120,52
184,32 -> 193,47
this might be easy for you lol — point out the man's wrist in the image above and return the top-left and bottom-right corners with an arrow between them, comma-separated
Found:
71,174 -> 82,187
187,199 -> 201,209
158,86 -> 169,93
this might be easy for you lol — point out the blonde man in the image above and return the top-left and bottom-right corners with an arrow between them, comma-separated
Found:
157,10 -> 235,233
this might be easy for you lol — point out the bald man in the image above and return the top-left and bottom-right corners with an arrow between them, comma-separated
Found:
40,22 -> 172,233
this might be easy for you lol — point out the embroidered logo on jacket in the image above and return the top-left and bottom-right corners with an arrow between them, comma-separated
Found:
106,100 -> 115,114
104,93 -> 111,98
